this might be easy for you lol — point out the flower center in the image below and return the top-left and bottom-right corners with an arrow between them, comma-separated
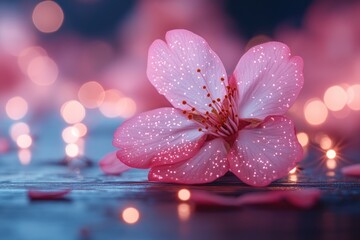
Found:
181,68 -> 255,139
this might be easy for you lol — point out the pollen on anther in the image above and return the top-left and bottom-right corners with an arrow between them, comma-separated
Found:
196,68 -> 201,72
212,100 -> 216,104
202,86 -> 206,89
182,100 -> 187,105
182,110 -> 187,114
217,98 -> 221,102
220,77 -> 225,81
198,128 -> 202,131
191,108 -> 195,111
208,104 -> 212,107
207,93 -> 211,97
188,115 -> 193,120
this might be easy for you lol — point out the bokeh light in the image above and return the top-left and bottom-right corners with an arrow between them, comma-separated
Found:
304,99 -> 328,125
18,46 -> 47,73
73,123 -> 88,138
5,96 -> 28,120
117,97 -> 137,118
27,56 -> 58,86
323,85 -> 348,111
296,132 -> 309,147
61,100 -> 86,124
347,84 -> 360,110
65,143 -> 80,158
76,138 -> 85,156
177,189 -> 191,201
99,89 -> 123,118
78,81 -> 105,109
289,167 -> 297,174
18,149 -> 32,165
9,122 -> 30,141
318,134 -> 333,150
121,207 -> 140,224
32,1 -> 64,33
326,149 -> 337,159
326,159 -> 337,170
16,134 -> 32,149
289,174 -> 298,182
177,203 -> 191,221
62,126 -> 80,144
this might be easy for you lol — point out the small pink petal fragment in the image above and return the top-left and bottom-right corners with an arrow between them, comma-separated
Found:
99,151 -> 131,175
28,189 -> 71,200
341,164 -> 360,177
190,189 -> 321,209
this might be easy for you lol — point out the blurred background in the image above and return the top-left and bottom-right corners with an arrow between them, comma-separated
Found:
0,0 -> 359,167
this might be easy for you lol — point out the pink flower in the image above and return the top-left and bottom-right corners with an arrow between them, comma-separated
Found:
113,29 -> 304,186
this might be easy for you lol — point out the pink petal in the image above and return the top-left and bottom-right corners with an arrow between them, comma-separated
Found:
190,189 -> 320,209
341,164 -> 360,177
284,189 -> 322,209
232,42 -> 303,119
99,151 -> 131,175
147,29 -> 228,113
28,189 -> 71,200
114,108 -> 206,168
228,116 -> 303,187
149,138 -> 229,184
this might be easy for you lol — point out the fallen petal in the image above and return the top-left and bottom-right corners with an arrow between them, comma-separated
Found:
341,164 -> 360,177
28,189 -> 71,200
99,151 -> 132,175
285,189 -> 322,208
190,189 -> 321,209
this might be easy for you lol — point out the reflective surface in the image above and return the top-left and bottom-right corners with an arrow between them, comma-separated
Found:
0,116 -> 359,240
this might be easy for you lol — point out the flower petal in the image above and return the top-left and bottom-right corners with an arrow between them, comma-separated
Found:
149,138 -> 229,184
228,115 -> 303,187
190,189 -> 320,209
232,42 -> 303,119
114,108 -> 206,168
147,29 -> 228,113
28,189 -> 71,200
99,151 -> 132,175
341,164 -> 360,177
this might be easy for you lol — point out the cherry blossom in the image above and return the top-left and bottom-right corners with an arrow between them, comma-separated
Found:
113,29 -> 303,186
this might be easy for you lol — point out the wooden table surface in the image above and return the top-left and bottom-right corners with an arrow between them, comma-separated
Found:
1,118 -> 360,240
